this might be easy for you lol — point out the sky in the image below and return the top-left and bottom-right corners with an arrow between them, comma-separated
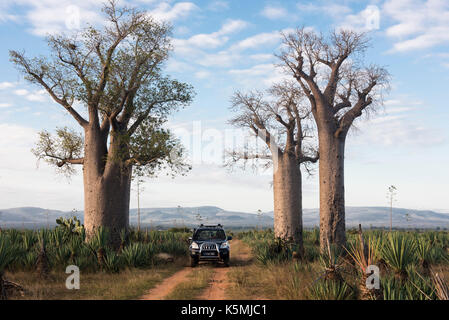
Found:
0,0 -> 448,214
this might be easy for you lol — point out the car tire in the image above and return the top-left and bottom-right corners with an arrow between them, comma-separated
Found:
190,256 -> 198,267
223,256 -> 230,267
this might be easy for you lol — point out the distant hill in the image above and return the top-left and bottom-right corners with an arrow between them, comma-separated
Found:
0,206 -> 448,229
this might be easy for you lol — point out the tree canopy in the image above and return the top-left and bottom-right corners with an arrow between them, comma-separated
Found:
277,28 -> 390,138
11,0 -> 194,177
227,81 -> 318,173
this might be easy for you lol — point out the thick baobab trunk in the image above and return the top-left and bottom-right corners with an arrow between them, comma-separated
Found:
273,153 -> 304,253
83,126 -> 131,245
318,130 -> 347,250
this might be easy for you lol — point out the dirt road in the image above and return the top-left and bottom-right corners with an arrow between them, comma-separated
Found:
139,267 -> 193,300
199,239 -> 253,300
139,239 -> 252,300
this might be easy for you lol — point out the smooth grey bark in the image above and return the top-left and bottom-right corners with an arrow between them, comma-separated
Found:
273,152 -> 304,252
83,123 -> 131,245
318,128 -> 347,248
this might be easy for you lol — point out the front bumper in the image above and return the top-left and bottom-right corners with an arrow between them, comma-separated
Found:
190,248 -> 229,261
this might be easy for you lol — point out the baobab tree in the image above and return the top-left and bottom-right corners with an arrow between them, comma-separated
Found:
228,81 -> 318,255
10,1 -> 194,243
278,28 -> 389,249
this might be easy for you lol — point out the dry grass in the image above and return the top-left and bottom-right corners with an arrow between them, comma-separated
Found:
5,261 -> 184,300
227,261 -> 324,300
164,264 -> 215,300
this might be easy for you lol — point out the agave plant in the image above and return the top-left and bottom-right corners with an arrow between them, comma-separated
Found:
416,238 -> 432,273
308,279 -> 354,300
50,245 -> 71,269
21,231 -> 37,251
319,241 -> 344,282
382,233 -> 417,281
253,238 -> 291,265
344,234 -> 382,300
382,276 -> 407,300
74,246 -> 97,273
22,251 -> 38,271
0,239 -> 16,300
121,243 -> 150,268
119,229 -> 128,252
88,227 -> 110,268
405,265 -> 436,300
103,249 -> 123,273
36,231 -> 50,278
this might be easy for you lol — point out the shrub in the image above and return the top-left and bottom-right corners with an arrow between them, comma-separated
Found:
382,233 -> 417,280
308,279 -> 354,300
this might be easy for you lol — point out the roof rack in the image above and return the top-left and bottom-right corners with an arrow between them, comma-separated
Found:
199,224 -> 223,228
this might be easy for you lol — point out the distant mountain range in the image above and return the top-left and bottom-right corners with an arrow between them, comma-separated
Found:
1,206 -> 449,229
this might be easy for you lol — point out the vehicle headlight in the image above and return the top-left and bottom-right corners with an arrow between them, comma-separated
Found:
191,242 -> 199,249
220,241 -> 229,249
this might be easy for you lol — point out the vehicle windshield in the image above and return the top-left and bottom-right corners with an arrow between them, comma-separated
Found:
193,229 -> 226,241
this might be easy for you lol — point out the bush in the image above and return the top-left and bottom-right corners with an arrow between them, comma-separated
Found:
308,279 -> 354,300
382,233 -> 417,278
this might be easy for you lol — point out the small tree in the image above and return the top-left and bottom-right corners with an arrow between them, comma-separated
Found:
278,28 -> 389,249
228,81 -> 318,254
387,185 -> 397,232
257,209 -> 263,231
10,1 -> 194,243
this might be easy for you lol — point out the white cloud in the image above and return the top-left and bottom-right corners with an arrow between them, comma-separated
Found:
383,0 -> 449,52
194,71 -> 212,79
13,88 -> 47,102
229,31 -> 283,51
0,123 -> 84,210
260,5 -> 288,20
3,0 -> 105,36
249,53 -> 274,62
149,2 -> 198,22
196,51 -> 240,68
0,12 -> 16,22
171,20 -> 252,68
0,82 -> 15,90
173,19 -> 248,51
207,1 -> 229,12
297,2 -> 352,18
26,92 -> 47,102
351,113 -> 445,148
218,19 -> 248,34
338,5 -> 381,32
229,63 -> 287,88
0,103 -> 12,108
14,89 -> 28,96
0,1 -> 197,36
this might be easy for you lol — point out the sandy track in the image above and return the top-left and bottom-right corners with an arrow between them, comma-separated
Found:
139,267 -> 192,300
198,239 -> 252,300
198,266 -> 229,300
140,239 -> 253,300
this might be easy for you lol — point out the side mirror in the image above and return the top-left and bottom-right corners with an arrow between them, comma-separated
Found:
227,236 -> 232,241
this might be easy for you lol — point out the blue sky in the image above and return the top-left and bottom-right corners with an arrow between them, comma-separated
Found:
0,0 -> 448,213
